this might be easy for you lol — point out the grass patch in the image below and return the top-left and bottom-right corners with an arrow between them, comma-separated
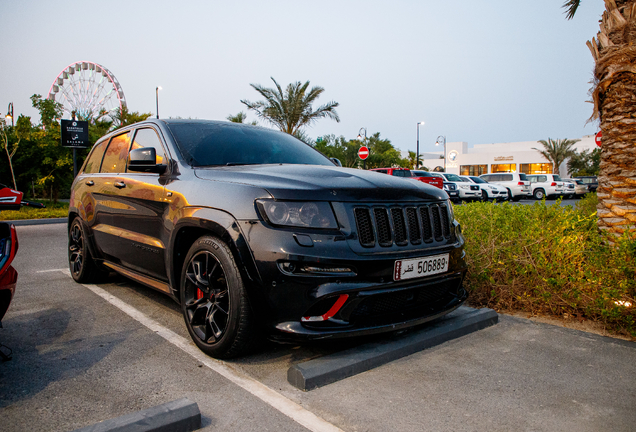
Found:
0,201 -> 69,220
454,194 -> 636,338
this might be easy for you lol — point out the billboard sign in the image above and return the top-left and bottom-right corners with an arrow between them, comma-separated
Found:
61,119 -> 89,148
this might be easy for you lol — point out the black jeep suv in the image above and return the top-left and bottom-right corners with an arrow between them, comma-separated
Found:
69,119 -> 468,358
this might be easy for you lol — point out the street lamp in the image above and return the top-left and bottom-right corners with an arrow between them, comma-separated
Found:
5,102 -> 14,127
357,127 -> 367,169
416,121 -> 425,168
156,86 -> 162,119
435,135 -> 446,172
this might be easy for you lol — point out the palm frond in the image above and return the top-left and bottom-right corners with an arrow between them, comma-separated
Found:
562,0 -> 581,20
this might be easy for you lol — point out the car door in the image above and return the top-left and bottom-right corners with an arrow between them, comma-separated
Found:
92,128 -> 170,282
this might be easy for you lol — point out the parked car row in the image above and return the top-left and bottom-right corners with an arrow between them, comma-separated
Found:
370,168 -> 594,203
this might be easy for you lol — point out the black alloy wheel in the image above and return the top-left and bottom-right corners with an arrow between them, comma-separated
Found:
180,236 -> 257,359
68,218 -> 107,283
481,190 -> 489,202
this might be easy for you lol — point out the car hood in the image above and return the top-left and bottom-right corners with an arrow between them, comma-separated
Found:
194,164 -> 446,202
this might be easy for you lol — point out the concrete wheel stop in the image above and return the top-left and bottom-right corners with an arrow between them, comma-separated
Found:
71,397 -> 201,432
288,306 -> 498,391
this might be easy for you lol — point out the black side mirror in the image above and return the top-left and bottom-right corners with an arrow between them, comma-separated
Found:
128,147 -> 167,174
330,157 -> 342,167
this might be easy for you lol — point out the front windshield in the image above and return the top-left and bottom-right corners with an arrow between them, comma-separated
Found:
412,171 -> 431,177
470,176 -> 486,184
443,173 -> 463,182
166,121 -> 334,167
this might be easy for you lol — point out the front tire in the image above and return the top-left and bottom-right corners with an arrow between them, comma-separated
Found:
180,236 -> 258,359
481,190 -> 489,202
68,218 -> 108,283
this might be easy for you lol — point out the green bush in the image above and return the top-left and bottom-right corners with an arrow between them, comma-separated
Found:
0,201 -> 69,220
454,194 -> 636,338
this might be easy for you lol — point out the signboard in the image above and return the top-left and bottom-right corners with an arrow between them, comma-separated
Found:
494,156 -> 514,161
61,119 -> 89,148
358,146 -> 369,160
595,131 -> 602,147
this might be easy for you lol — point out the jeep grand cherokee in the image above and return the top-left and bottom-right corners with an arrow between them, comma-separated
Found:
68,119 -> 468,358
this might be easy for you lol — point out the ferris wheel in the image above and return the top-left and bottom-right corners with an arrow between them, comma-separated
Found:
47,61 -> 127,120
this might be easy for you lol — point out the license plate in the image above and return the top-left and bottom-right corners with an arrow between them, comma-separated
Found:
394,253 -> 449,281
448,191 -> 458,196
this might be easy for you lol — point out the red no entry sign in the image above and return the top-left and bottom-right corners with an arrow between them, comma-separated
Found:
358,146 -> 369,160
595,131 -> 602,147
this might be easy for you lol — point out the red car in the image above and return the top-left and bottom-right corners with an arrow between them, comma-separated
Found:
370,168 -> 444,189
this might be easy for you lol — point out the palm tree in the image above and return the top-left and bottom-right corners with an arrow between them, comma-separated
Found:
241,78 -> 339,136
563,0 -> 636,239
532,138 -> 579,175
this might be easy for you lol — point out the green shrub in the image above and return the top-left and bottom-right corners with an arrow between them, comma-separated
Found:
0,201 -> 69,220
454,195 -> 636,338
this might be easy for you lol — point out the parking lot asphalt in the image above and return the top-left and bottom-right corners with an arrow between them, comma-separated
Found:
1,223 -> 634,432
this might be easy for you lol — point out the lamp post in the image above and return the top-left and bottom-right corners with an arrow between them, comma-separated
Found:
155,86 -> 162,119
5,102 -> 14,127
416,121 -> 425,168
357,127 -> 367,170
435,135 -> 446,172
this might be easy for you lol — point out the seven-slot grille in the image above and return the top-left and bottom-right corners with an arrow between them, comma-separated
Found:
354,203 -> 452,248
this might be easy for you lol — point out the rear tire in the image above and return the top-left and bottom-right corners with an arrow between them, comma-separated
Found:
180,235 -> 259,359
533,188 -> 545,200
68,218 -> 108,283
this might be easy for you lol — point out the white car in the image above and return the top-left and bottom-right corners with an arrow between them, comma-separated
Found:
461,176 -> 509,201
479,173 -> 532,201
432,173 -> 481,202
526,174 -> 566,200
562,178 -> 589,199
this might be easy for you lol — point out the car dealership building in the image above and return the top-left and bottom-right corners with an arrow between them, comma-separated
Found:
418,134 -> 598,178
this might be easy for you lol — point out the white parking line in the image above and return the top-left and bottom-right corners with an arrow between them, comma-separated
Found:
37,268 -> 67,273
59,269 -> 344,432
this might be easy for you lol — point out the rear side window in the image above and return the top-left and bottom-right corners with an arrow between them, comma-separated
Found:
481,175 -> 492,181
503,174 -> 513,181
392,170 -> 410,177
130,128 -> 167,167
538,175 -> 547,182
101,132 -> 132,173
374,169 -> 388,174
553,175 -> 562,181
518,174 -> 528,181
83,141 -> 108,174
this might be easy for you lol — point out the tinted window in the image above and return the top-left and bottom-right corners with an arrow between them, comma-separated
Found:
101,132 -> 132,173
130,128 -> 167,167
519,173 -> 528,181
552,175 -> 562,181
167,121 -> 333,167
412,171 -> 432,177
374,169 -> 388,174
83,140 -> 108,174
503,174 -> 513,181
392,170 -> 410,177
481,175 -> 492,181
443,174 -> 463,182
470,176 -> 486,184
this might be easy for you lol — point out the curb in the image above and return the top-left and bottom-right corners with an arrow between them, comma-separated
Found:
2,218 -> 66,226
287,306 -> 498,391
70,398 -> 201,432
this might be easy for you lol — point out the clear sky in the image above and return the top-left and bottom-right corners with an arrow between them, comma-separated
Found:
0,0 -> 606,155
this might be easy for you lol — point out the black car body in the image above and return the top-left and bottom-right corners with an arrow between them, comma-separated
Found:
68,119 -> 468,358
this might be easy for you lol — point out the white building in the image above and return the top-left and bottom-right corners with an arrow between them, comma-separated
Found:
418,135 -> 598,178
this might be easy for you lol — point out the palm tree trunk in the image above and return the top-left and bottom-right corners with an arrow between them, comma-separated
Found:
586,1 -> 636,240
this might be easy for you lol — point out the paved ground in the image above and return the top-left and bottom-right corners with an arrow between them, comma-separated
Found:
0,223 -> 634,432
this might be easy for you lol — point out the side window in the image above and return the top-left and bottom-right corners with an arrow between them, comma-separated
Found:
375,169 -> 387,174
503,174 -> 513,181
539,175 -> 547,182
130,128 -> 167,168
83,140 -> 108,174
482,175 -> 492,181
101,132 -> 132,174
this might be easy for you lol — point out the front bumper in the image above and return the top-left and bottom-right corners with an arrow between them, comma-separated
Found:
240,218 -> 468,341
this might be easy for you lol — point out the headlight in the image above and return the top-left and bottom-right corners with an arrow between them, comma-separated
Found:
487,185 -> 496,190
257,200 -> 338,229
459,184 -> 469,190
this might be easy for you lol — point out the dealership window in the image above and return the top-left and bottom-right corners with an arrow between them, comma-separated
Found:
491,163 -> 516,173
460,165 -> 488,176
520,163 -> 552,174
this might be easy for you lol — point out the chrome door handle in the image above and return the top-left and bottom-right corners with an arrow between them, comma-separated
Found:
114,181 -> 126,189
85,180 -> 94,186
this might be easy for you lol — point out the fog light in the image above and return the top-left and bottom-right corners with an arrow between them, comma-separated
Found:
299,265 -> 354,274
278,261 -> 356,276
